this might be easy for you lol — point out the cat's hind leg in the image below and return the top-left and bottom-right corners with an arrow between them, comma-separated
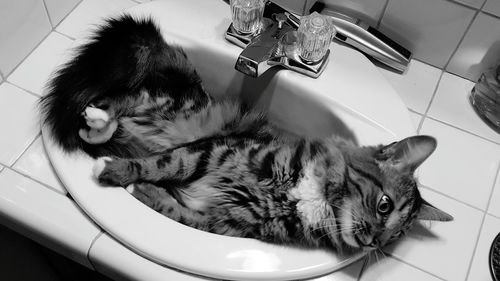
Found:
79,106 -> 118,144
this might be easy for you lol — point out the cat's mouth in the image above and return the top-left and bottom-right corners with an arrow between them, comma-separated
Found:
354,233 -> 378,250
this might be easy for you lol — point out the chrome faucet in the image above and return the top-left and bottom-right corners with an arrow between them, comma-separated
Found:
225,1 -> 334,78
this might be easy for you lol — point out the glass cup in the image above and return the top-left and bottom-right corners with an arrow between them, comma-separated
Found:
470,62 -> 500,133
230,0 -> 266,34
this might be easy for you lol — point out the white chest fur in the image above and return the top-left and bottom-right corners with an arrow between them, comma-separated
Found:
289,164 -> 332,226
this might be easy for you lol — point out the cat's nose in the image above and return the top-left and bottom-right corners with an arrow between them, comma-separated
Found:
368,238 -> 380,248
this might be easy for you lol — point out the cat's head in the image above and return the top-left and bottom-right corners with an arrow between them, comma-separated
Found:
335,135 -> 452,251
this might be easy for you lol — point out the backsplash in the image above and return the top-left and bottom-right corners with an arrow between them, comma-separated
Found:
0,0 -> 81,77
322,0 -> 500,81
1,0 -> 498,82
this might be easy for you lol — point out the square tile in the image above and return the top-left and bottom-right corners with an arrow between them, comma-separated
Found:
13,137 -> 66,195
379,60 -> 442,113
419,118 -> 500,209
323,0 -> 388,26
428,72 -> 500,144
379,0 -> 475,68
56,0 -> 137,39
467,215 -> 500,281
8,32 -> 74,96
44,0 -> 82,26
484,0 -> 500,17
447,13 -> 500,81
385,188 -> 483,281
0,168 -> 100,268
359,256 -> 442,281
0,0 -> 52,74
0,83 -> 39,166
488,167 -> 500,217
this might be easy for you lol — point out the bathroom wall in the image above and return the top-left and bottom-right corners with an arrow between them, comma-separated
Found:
322,0 -> 500,81
0,0 -> 81,78
1,0 -> 496,82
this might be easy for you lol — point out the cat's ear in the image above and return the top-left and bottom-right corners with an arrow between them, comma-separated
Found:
377,135 -> 437,173
417,199 -> 453,221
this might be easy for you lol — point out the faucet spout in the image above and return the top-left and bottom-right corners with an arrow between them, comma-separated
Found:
226,3 -> 333,78
234,20 -> 283,77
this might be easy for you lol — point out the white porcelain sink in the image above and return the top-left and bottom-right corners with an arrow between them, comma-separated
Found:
43,0 -> 415,280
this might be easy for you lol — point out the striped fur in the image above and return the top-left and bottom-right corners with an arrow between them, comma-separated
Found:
93,99 -> 453,252
42,15 -> 453,253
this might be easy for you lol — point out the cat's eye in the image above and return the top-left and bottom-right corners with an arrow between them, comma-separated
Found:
377,194 -> 393,216
391,230 -> 404,239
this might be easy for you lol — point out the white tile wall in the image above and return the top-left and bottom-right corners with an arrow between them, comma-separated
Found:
483,0 -> 500,16
447,12 -> 500,81
379,0 -> 476,68
8,32 -> 74,96
360,257 -> 442,281
13,137 -> 66,195
419,118 -> 499,209
428,73 -> 500,144
488,169 -> 500,217
454,0 -> 487,8
379,60 -> 442,114
56,0 -> 136,39
0,0 -> 52,75
322,0 -> 388,26
44,0 -> 82,27
0,83 -> 39,166
466,215 -> 500,281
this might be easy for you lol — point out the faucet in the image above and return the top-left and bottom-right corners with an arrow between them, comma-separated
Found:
225,1 -> 334,78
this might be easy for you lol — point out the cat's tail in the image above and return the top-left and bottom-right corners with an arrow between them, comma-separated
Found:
40,14 -> 205,157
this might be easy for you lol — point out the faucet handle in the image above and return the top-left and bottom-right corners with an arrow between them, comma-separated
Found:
297,12 -> 335,63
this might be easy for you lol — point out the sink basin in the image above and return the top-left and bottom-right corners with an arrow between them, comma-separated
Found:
42,0 -> 415,280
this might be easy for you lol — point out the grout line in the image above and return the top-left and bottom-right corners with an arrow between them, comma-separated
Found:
443,0 -> 488,71
464,162 -> 500,281
407,109 -> 425,133
489,212 -> 500,220
418,70 -> 445,133
2,0 -> 82,81
376,0 -> 390,28
53,0 -> 84,30
386,254 -> 448,281
419,183 -> 486,213
408,108 -> 423,115
86,231 -> 104,270
54,30 -> 76,41
443,0 -> 484,10
482,9 -> 500,21
425,115 -> 500,146
42,0 -> 55,29
10,132 -> 42,169
7,82 -> 42,99
5,30 -> 52,79
6,166 -> 67,196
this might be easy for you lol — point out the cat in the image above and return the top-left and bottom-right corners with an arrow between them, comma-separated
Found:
40,15 -> 452,253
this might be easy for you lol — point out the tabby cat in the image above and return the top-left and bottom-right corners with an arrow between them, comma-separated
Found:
41,15 -> 452,253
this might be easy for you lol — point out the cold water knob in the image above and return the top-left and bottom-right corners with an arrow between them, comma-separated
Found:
297,12 -> 335,63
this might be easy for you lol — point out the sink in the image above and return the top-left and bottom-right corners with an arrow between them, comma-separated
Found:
42,0 -> 415,280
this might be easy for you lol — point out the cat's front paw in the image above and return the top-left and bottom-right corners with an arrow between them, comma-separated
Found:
93,157 -> 135,187
79,106 -> 118,144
